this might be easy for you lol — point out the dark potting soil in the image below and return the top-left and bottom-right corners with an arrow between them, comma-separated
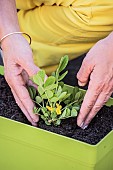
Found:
0,75 -> 113,145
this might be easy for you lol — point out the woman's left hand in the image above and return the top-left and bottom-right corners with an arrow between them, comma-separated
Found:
77,32 -> 113,129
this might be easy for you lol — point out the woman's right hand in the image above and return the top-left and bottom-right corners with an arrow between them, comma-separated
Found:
2,34 -> 40,126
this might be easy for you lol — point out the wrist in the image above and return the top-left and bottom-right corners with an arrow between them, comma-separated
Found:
1,34 -> 24,50
1,33 -> 31,51
104,32 -> 113,46
0,26 -> 20,39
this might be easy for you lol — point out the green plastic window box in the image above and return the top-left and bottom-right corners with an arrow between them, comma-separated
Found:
0,65 -> 113,170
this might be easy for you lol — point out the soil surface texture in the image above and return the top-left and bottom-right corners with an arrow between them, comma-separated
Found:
0,75 -> 113,145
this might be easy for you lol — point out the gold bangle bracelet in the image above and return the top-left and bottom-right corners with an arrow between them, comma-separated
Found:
0,32 -> 31,49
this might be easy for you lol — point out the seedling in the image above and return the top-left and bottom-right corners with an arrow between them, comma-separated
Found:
28,55 -> 85,126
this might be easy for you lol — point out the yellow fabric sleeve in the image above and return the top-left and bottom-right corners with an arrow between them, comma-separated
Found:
16,0 -> 36,10
16,0 -> 113,75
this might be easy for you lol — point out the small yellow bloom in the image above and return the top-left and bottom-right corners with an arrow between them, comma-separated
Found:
56,108 -> 61,115
56,103 -> 62,115
46,106 -> 53,112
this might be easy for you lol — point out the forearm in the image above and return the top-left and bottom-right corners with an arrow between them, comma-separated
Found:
105,31 -> 113,44
0,0 -> 20,39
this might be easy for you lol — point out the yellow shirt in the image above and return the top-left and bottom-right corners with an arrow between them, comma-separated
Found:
16,0 -> 113,75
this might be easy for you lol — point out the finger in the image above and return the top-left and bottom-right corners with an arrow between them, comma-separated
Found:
21,69 -> 29,84
28,79 -> 38,89
83,92 -> 112,127
77,80 -> 103,127
11,75 -> 39,123
27,72 -> 48,87
11,88 -> 37,126
77,57 -> 94,86
24,62 -> 40,77
21,70 -> 38,89
19,57 -> 40,77
21,67 -> 48,89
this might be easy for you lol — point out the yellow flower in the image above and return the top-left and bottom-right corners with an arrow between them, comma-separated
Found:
46,106 -> 53,112
46,103 -> 62,115
56,103 -> 62,115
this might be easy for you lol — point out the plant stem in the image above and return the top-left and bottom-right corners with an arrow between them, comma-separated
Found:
59,115 -> 76,120
42,100 -> 45,107
61,100 -> 78,111
32,100 -> 43,108
45,91 -> 51,106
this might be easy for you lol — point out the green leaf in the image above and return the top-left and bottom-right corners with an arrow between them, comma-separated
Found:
41,115 -> 49,123
56,86 -> 62,97
73,87 -> 79,94
33,106 -> 38,114
28,86 -> 36,99
66,108 -> 71,117
54,119 -> 61,126
0,66 -> 4,75
58,92 -> 67,101
35,96 -> 42,103
41,94 -> 48,99
72,106 -> 80,111
57,55 -> 68,73
58,71 -> 68,81
51,71 -> 56,77
45,120 -> 51,125
50,97 -> 58,103
37,108 -> 41,113
63,93 -> 71,101
28,86 -> 34,99
78,92 -> 85,103
59,109 -> 67,119
44,112 -> 49,117
58,82 -> 64,88
44,84 -> 57,91
51,111 -> 57,119
38,70 -> 46,82
41,114 -> 51,125
75,91 -> 82,101
41,108 -> 49,117
45,90 -> 53,98
64,100 -> 70,105
32,73 -> 43,86
38,86 -> 45,96
33,107 -> 41,114
59,108 -> 71,119
69,87 -> 79,101
71,108 -> 78,117
44,76 -> 55,88
41,107 -> 47,112
32,86 -> 36,97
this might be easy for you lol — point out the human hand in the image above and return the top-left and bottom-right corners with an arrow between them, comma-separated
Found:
77,34 -> 113,129
2,34 -> 40,126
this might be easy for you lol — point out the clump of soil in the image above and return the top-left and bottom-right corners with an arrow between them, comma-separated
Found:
0,75 -> 113,145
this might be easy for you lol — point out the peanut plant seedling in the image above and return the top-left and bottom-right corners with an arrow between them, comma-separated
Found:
28,55 -> 85,126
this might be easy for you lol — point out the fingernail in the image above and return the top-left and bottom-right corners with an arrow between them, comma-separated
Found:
33,119 -> 38,123
81,124 -> 88,130
32,122 -> 37,127
78,81 -> 86,87
80,122 -> 88,129
32,115 -> 39,123
80,122 -> 84,127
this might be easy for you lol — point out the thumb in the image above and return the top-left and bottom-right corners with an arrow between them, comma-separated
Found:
77,57 -> 93,86
20,60 -> 40,77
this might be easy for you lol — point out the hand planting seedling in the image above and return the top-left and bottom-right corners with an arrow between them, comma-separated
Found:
28,55 -> 85,126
